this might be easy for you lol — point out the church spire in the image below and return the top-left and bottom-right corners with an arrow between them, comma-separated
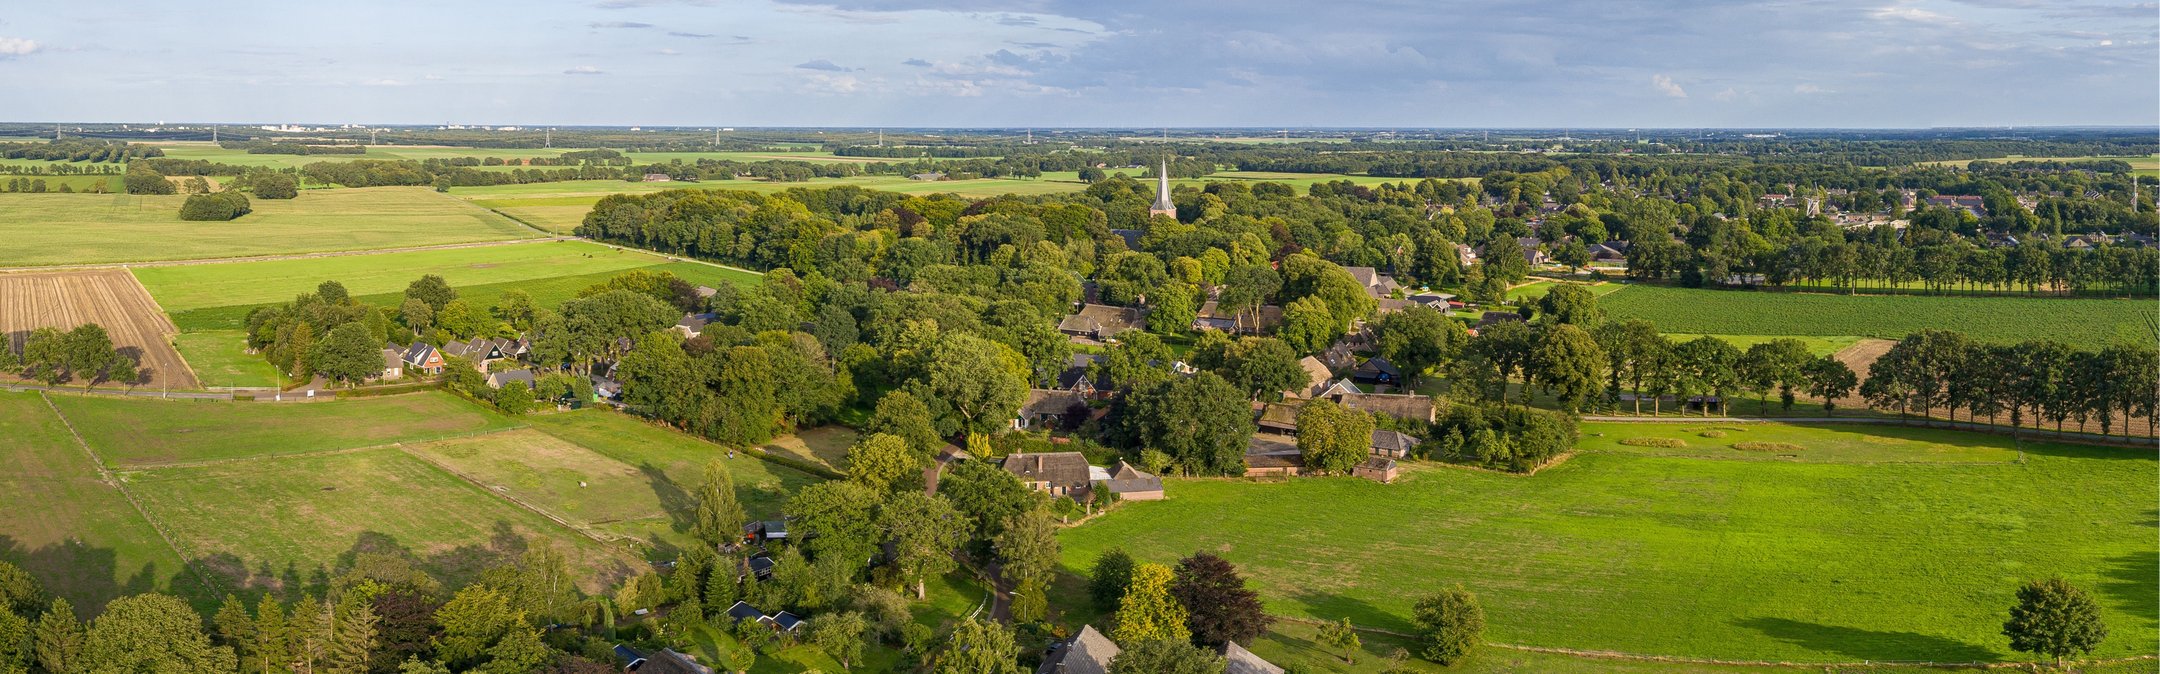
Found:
1149,158 -> 1175,217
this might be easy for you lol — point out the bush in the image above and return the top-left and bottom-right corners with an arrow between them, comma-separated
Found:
1429,403 -> 1579,472
178,191 -> 252,221
1732,441 -> 1804,452
1619,437 -> 1686,448
1698,430 -> 1727,438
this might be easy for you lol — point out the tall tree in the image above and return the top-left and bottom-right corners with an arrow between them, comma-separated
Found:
81,593 -> 237,674
879,491 -> 966,599
1091,549 -> 1137,613
1111,563 -> 1190,645
866,391 -> 943,457
1112,373 -> 1255,476
692,460 -> 747,549
1169,553 -> 1271,649
846,433 -> 924,493
910,332 -> 1029,435
32,598 -> 81,674
933,617 -> 1022,674
1412,585 -> 1484,666
1376,306 -> 1468,388
993,509 -> 1061,590
404,274 -> 457,312
1297,400 -> 1374,475
2002,577 -> 2107,667
1804,356 -> 1858,416
1535,284 -> 1602,326
810,611 -> 869,670
785,481 -> 884,571
1108,639 -> 1227,674
1530,323 -> 1606,413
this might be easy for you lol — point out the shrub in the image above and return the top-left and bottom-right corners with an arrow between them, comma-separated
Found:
1698,430 -> 1727,438
1732,441 -> 1804,452
178,191 -> 252,221
1429,403 -> 1579,472
253,173 -> 298,199
1619,437 -> 1685,448
124,164 -> 174,194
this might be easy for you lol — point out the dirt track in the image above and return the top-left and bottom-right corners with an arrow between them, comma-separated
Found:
0,269 -> 199,389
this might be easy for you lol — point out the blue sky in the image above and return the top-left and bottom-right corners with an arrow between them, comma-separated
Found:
0,0 -> 2153,127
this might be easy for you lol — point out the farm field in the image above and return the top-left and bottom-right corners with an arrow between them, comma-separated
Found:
1920,154 -> 2159,177
169,330 -> 282,388
1661,333 -> 1863,357
49,391 -> 520,467
140,142 -> 885,171
0,392 -> 203,615
0,268 -> 198,389
1055,422 -> 2157,664
0,173 -> 120,192
1600,284 -> 2155,344
124,446 -> 637,593
0,187 -> 537,266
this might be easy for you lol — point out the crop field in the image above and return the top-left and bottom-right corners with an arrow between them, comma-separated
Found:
1056,422 -> 2156,664
0,392 -> 202,615
49,392 -> 520,467
170,330 -> 282,388
124,446 -> 637,593
0,269 -> 198,389
1601,284 -> 2155,344
0,187 -> 538,266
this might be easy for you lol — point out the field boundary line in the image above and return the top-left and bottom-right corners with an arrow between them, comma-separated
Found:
38,392 -> 223,594
115,426 -> 530,472
1266,615 -> 2160,670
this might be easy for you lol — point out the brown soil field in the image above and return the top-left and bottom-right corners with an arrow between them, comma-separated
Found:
0,269 -> 199,389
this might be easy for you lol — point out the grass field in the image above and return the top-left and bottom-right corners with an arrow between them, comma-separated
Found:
171,330 -> 283,388
141,142 -> 885,172
0,187 -> 538,266
522,410 -> 825,524
1662,333 -> 1863,357
50,392 -> 520,467
1055,422 -> 2156,664
134,239 -> 705,311
404,429 -> 680,545
1601,284 -> 2155,344
0,392 -> 203,615
125,446 -> 637,593
0,174 -> 119,192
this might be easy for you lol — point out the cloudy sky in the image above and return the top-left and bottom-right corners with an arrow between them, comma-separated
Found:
1,0 -> 2154,128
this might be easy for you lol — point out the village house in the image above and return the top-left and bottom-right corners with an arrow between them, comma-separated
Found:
1286,356 -> 1334,399
1342,266 -> 1401,299
1057,304 -> 1146,342
1055,354 -> 1107,396
1333,390 -> 1438,424
1003,452 -> 1093,497
1516,236 -> 1549,265
612,644 -> 713,674
1037,625 -> 1118,674
485,368 -> 535,390
400,342 -> 445,375
1319,340 -> 1358,372
1405,292 -> 1456,312
1586,241 -> 1630,264
1193,300 -> 1283,334
673,312 -> 718,338
1926,194 -> 1988,217
1013,389 -> 1089,431
1102,460 -> 1164,501
1352,356 -> 1401,386
1370,429 -> 1420,458
1255,401 -> 1301,435
375,348 -> 404,381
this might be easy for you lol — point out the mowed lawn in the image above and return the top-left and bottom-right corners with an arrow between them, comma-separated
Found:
49,392 -> 520,467
171,330 -> 283,388
522,409 -> 824,522
0,187 -> 538,266
123,446 -> 637,593
1601,284 -> 2155,344
0,393 -> 202,615
1056,423 -> 2157,663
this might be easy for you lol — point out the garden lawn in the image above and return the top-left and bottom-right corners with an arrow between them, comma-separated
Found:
171,330 -> 283,388
123,446 -> 636,593
1055,422 -> 2156,663
0,187 -> 537,266
1601,284 -> 2155,344
0,392 -> 202,615
49,391 -> 520,467
522,409 -> 826,522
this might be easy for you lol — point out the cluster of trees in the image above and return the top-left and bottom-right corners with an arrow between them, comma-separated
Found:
0,139 -> 161,162
1,177 -> 97,193
180,191 -> 253,221
218,140 -> 367,155
0,323 -> 138,387
1861,330 -> 2158,438
124,164 -> 175,195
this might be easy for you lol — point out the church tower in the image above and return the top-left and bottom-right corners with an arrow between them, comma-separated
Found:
1149,158 -> 1175,217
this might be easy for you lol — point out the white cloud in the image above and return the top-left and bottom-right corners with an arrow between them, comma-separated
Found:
1872,6 -> 1958,24
1652,73 -> 1687,98
563,65 -> 605,75
1713,87 -> 1739,102
363,78 -> 406,86
1793,83 -> 1830,94
0,37 -> 38,57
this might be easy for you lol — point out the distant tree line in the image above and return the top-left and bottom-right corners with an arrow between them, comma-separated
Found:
0,139 -> 161,162
218,140 -> 367,155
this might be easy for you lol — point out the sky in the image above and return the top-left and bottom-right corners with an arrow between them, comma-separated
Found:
1,0 -> 2155,128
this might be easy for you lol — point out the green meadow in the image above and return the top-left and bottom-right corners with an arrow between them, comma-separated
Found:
1056,421 -> 2156,664
48,392 -> 520,468
0,187 -> 537,266
1600,284 -> 2156,344
171,330 -> 284,388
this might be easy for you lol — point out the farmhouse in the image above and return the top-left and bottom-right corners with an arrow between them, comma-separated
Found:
1517,236 -> 1550,265
1255,402 -> 1301,435
485,369 -> 535,390
1332,391 -> 1437,423
1055,354 -> 1106,395
1038,625 -> 1119,674
1003,452 -> 1093,497
641,173 -> 673,182
909,172 -> 945,181
673,312 -> 718,338
1370,429 -> 1420,458
1058,304 -> 1146,341
1287,356 -> 1333,399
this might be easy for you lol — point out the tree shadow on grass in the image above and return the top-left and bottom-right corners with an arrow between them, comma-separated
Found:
2097,550 -> 2160,626
1277,588 -> 1413,633
1732,617 -> 1997,662
638,462 -> 695,534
